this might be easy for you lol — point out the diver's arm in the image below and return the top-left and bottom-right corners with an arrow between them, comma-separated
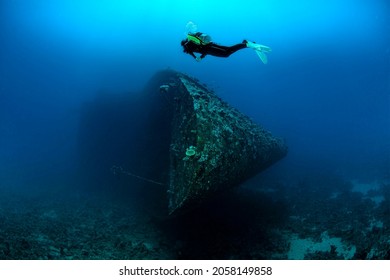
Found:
195,53 -> 206,62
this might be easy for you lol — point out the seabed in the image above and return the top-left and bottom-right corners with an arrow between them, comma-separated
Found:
0,177 -> 388,260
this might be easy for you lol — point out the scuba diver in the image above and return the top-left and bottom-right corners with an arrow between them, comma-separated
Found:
181,22 -> 272,64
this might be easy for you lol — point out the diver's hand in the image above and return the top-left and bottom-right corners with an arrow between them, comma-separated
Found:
195,57 -> 202,62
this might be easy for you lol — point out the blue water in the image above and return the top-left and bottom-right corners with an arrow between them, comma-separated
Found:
0,0 -> 389,259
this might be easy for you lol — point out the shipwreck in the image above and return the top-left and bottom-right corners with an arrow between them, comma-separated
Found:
78,69 -> 287,215
143,70 -> 287,215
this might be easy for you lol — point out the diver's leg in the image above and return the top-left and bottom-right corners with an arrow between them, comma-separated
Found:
227,43 -> 247,55
206,43 -> 247,57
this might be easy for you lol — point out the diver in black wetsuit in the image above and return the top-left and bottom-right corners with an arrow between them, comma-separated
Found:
181,31 -> 271,63
181,32 -> 247,61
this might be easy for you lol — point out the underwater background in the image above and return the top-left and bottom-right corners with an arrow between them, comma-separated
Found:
0,0 -> 389,259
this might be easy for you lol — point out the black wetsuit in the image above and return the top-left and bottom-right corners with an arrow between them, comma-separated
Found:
182,37 -> 247,60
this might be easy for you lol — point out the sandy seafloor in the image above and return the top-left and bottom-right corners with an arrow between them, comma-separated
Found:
1,174 -> 388,260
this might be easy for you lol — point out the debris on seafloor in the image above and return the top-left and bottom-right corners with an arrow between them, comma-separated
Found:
143,70 -> 288,215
